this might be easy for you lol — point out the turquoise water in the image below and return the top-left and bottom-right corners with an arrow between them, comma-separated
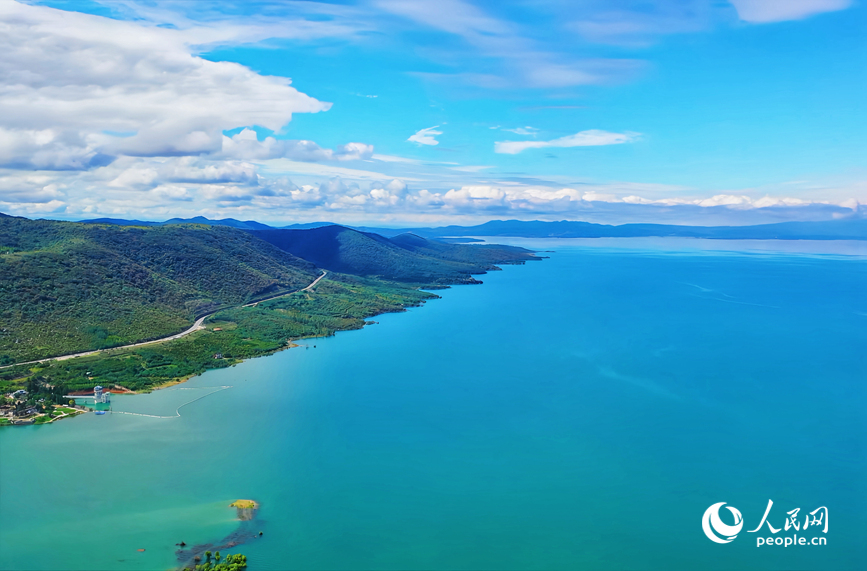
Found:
1,238 -> 865,571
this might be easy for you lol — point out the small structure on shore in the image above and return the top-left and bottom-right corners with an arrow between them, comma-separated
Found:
93,386 -> 111,403
63,385 -> 111,405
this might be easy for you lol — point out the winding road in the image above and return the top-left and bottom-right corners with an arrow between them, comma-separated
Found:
1,270 -> 327,370
242,269 -> 327,307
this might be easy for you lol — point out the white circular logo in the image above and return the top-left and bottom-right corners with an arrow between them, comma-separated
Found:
702,502 -> 743,543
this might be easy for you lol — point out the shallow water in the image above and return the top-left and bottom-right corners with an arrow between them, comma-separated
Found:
2,238 -> 865,570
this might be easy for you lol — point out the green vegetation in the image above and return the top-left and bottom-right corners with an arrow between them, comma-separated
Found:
54,406 -> 79,415
0,274 -> 437,395
250,225 -> 538,285
1,215 -> 536,366
1,214 -> 539,417
194,551 -> 247,571
0,213 -> 317,363
0,376 -> 75,424
229,500 -> 257,509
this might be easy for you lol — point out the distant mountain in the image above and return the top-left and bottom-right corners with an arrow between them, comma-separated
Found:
82,216 -> 275,230
250,226 -> 538,285
78,215 -> 867,240
279,222 -> 336,230
79,217 -> 161,226
361,217 -> 867,241
162,216 -> 275,230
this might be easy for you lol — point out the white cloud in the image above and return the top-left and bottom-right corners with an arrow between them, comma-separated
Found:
220,129 -> 373,162
449,165 -> 493,173
0,1 -> 334,167
0,173 -> 66,204
261,159 -> 422,182
566,4 -> 710,47
501,126 -> 538,136
106,157 -> 260,190
371,154 -> 424,164
198,184 -> 255,203
377,0 -> 642,89
605,192 -> 833,210
442,185 -> 508,210
495,130 -> 640,154
729,0 -> 851,23
151,184 -> 193,202
408,126 -> 443,146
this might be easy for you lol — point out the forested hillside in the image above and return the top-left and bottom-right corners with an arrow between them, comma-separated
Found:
0,214 -> 317,363
250,225 -> 538,285
0,214 -> 538,368
0,274 -> 437,395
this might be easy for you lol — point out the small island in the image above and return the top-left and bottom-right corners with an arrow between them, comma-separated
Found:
229,500 -> 259,521
192,551 -> 247,571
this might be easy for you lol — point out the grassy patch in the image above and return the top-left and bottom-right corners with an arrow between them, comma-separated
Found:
229,500 -> 258,509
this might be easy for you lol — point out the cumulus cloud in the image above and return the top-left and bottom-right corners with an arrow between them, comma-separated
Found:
0,2 -> 347,169
442,185 -> 508,210
408,126 -> 443,146
620,193 -> 819,209
495,130 -> 640,154
315,177 -> 413,210
220,129 -> 373,162
0,173 -> 66,204
729,0 -> 851,23
107,157 -> 259,190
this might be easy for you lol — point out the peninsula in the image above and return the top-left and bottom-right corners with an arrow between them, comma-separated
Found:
0,213 -> 540,425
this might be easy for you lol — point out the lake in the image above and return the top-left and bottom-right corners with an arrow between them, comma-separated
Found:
2,238 -> 865,570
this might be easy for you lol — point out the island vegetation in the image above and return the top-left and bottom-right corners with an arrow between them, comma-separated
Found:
193,551 -> 247,571
229,500 -> 257,509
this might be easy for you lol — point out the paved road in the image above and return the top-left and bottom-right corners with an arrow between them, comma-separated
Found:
242,270 -> 327,307
1,271 -> 328,370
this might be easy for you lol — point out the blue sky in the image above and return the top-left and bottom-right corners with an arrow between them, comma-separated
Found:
0,0 -> 864,225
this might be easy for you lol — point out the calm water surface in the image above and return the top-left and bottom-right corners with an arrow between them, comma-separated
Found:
2,238 -> 865,570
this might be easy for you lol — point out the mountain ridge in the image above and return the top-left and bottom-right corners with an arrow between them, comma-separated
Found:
76,215 -> 867,240
0,213 -> 538,363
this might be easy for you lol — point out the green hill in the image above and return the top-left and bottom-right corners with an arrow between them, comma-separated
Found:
0,213 -> 317,363
0,215 -> 542,400
0,215 -> 538,367
250,226 -> 538,285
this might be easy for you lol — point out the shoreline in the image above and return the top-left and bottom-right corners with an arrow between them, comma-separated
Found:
4,268 -> 528,421
2,313 -> 404,427
5,300 -> 428,422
